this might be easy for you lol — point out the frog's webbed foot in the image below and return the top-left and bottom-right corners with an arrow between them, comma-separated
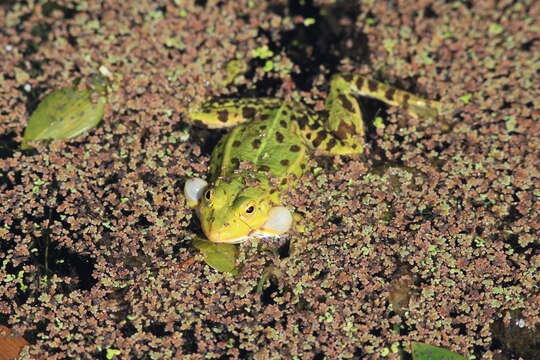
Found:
260,206 -> 293,236
184,178 -> 208,208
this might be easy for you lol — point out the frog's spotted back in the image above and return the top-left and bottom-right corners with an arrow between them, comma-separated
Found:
207,102 -> 309,182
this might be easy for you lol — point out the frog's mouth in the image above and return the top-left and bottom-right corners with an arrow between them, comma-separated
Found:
204,206 -> 293,244
204,230 -> 248,244
206,231 -> 280,244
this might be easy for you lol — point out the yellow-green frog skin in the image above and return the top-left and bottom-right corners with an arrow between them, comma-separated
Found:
184,74 -> 441,243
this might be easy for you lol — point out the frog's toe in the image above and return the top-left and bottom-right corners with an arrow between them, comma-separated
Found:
184,178 -> 208,208
261,206 -> 293,235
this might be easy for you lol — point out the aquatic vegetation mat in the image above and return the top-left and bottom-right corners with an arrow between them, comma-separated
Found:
0,0 -> 538,359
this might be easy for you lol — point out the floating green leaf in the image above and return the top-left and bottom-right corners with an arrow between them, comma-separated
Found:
192,238 -> 239,274
105,348 -> 121,359
22,76 -> 108,149
303,18 -> 316,26
458,93 -> 473,104
251,45 -> 273,59
412,342 -> 467,360
505,115 -> 516,132
373,116 -> 385,129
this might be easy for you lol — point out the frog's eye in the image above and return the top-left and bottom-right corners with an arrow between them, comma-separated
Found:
204,189 -> 213,200
242,202 -> 256,217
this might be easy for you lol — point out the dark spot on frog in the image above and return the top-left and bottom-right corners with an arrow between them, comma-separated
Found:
218,110 -> 228,122
326,138 -> 337,151
259,125 -> 267,131
300,163 -> 306,170
231,158 -> 240,168
338,94 -> 354,113
242,107 -> 256,118
309,120 -> 320,130
385,88 -> 396,101
342,74 -> 353,82
355,77 -> 364,89
403,94 -> 410,109
312,130 -> 328,148
260,113 -> 270,121
336,121 -> 355,140
252,139 -> 261,148
275,132 -> 284,143
297,115 -> 309,129
233,140 -> 241,147
368,80 -> 378,92
259,165 -> 270,172
192,119 -> 205,127
280,120 -> 287,128
290,145 -> 301,152
280,159 -> 289,166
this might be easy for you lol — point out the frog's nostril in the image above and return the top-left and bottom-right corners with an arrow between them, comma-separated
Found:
223,222 -> 229,227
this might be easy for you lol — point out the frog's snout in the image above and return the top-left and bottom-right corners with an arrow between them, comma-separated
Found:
203,222 -> 231,243
205,229 -> 225,243
202,216 -> 249,243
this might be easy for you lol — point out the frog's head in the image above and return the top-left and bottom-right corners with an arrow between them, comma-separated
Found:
184,174 -> 292,243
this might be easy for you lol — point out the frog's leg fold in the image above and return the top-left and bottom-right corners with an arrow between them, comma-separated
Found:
188,98 -> 282,129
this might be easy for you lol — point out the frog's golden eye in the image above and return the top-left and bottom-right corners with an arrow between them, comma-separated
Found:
242,202 -> 256,218
204,189 -> 212,201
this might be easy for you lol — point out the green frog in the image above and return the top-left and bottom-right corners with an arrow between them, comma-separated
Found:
184,74 -> 441,243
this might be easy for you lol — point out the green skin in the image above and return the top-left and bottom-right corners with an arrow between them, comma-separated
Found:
186,74 -> 442,243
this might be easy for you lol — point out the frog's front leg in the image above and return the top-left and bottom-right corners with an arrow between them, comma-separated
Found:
188,97 -> 281,129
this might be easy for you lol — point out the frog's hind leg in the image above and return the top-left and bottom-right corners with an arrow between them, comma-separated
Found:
346,74 -> 442,120
303,74 -> 443,155
188,97 -> 281,129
